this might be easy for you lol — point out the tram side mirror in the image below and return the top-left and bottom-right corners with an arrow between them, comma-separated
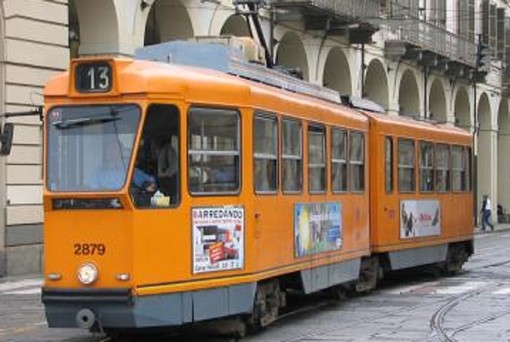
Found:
0,123 -> 14,156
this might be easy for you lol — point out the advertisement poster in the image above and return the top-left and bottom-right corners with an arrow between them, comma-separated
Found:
192,206 -> 244,274
400,200 -> 441,239
294,202 -> 342,257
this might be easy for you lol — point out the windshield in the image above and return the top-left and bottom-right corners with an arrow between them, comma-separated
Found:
46,105 -> 141,192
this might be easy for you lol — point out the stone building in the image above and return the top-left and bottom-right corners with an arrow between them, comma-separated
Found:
0,0 -> 509,276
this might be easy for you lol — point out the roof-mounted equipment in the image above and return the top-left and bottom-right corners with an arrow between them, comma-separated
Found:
135,39 -> 341,104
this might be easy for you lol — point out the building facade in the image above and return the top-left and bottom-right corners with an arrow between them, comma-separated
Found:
0,0 -> 68,276
0,0 -> 509,276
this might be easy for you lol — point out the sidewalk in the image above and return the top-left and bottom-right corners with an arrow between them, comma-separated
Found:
0,274 -> 41,292
474,222 -> 510,234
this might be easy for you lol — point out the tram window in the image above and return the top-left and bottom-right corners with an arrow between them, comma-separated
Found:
385,136 -> 393,193
331,128 -> 347,193
308,125 -> 326,193
46,104 -> 140,192
282,119 -> 302,193
253,114 -> 278,193
419,141 -> 435,192
131,104 -> 180,207
435,144 -> 450,192
188,107 -> 240,194
349,131 -> 365,192
398,139 -> 415,192
452,145 -> 466,192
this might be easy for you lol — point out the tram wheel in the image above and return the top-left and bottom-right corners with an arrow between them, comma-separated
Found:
445,243 -> 469,275
248,279 -> 286,331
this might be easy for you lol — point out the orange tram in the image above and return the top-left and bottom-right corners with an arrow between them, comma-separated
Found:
41,40 -> 473,334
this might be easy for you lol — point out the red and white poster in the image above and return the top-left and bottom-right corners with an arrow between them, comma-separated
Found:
192,206 -> 244,274
400,200 -> 441,239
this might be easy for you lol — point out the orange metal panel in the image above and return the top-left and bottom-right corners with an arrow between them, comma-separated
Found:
43,57 -> 370,295
364,111 -> 474,253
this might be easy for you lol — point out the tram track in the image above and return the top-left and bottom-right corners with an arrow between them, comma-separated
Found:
469,258 -> 510,270
277,290 -> 457,342
449,308 -> 510,339
428,283 -> 504,342
84,258 -> 510,342
278,266 -> 510,342
94,292 -> 426,342
423,240 -> 510,340
430,284 -> 499,342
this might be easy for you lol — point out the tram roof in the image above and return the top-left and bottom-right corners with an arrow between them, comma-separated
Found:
361,110 -> 472,144
44,57 -> 252,100
45,55 -> 368,128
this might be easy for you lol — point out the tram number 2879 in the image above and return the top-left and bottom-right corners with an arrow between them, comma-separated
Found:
73,243 -> 106,256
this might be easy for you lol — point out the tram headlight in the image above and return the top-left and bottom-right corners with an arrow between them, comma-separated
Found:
77,263 -> 98,285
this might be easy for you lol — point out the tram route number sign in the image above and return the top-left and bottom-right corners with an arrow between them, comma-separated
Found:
75,62 -> 112,93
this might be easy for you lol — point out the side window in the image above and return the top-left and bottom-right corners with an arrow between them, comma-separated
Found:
452,145 -> 465,191
331,128 -> 347,193
188,107 -> 240,194
308,125 -> 326,193
131,104 -> 180,208
349,131 -> 365,192
385,136 -> 393,193
419,141 -> 435,192
254,114 -> 278,193
436,143 -> 450,192
282,119 -> 302,193
398,139 -> 415,192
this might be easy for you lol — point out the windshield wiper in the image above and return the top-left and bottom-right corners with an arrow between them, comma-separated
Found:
52,116 -> 120,129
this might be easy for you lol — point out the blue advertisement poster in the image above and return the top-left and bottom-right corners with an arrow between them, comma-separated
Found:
294,202 -> 342,257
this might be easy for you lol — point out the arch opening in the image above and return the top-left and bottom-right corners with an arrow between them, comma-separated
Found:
497,100 -> 510,218
429,79 -> 446,122
364,59 -> 388,111
323,47 -> 351,95
477,93 -> 492,214
398,70 -> 420,117
454,87 -> 471,131
220,15 -> 250,37
144,0 -> 193,46
72,0 -> 119,55
275,32 -> 309,81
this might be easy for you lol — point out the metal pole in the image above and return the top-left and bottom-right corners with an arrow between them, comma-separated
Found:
424,65 -> 428,119
361,43 -> 365,97
473,81 -> 478,227
269,3 -> 275,65
473,33 -> 483,228
0,119 -> 5,276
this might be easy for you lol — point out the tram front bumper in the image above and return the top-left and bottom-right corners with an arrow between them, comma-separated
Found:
42,283 -> 256,329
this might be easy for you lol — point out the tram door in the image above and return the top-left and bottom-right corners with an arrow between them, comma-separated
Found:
131,104 -> 180,207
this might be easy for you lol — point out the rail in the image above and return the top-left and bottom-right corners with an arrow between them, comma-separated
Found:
273,1 -> 476,68
272,0 -> 380,21
383,16 -> 477,68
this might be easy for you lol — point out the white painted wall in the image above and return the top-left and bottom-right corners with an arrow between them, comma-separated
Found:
1,0 -> 68,275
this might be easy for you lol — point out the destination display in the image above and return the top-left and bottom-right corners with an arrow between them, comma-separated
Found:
75,62 -> 112,93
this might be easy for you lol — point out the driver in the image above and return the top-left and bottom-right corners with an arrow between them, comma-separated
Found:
133,167 -> 157,192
